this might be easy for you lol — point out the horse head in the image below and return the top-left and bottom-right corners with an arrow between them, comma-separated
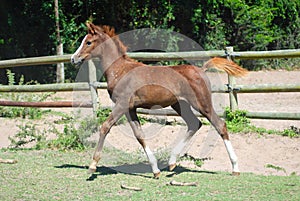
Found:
71,22 -> 112,66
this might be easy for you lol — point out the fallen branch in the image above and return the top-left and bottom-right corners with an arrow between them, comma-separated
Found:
120,183 -> 142,191
0,158 -> 18,164
167,180 -> 198,187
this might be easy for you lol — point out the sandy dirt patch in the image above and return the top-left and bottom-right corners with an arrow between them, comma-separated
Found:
1,70 -> 300,176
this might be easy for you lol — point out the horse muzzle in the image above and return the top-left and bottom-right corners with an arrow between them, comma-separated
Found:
71,54 -> 84,67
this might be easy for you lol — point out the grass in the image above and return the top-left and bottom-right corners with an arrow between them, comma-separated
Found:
224,107 -> 300,138
1,149 -> 299,201
265,164 -> 287,174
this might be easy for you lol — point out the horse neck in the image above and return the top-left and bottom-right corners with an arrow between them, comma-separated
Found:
98,41 -> 132,89
99,40 -> 123,71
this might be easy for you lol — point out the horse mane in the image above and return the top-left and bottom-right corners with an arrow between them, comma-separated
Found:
100,25 -> 134,61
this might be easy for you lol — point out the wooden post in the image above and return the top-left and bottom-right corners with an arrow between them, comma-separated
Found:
226,47 -> 238,111
88,60 -> 98,116
54,0 -> 64,83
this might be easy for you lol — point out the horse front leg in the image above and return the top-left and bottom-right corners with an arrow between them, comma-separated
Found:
125,109 -> 161,178
88,105 -> 126,173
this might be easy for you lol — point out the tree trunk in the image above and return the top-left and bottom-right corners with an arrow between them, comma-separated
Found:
54,0 -> 64,83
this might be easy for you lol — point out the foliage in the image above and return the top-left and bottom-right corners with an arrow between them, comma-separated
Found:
224,107 -> 251,133
281,126 -> 300,138
265,164 -> 287,174
9,118 -> 90,151
47,123 -> 85,151
0,70 -> 52,119
97,107 -> 127,125
179,154 -> 204,168
129,0 -> 175,29
96,107 -> 112,124
224,107 -> 299,138
1,0 -> 300,84
128,0 -> 184,66
191,3 -> 229,50
8,107 -> 126,151
8,124 -> 46,150
192,0 -> 299,51
8,106 -> 299,151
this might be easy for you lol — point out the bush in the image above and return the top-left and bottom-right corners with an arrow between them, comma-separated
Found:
224,107 -> 299,138
224,107 -> 251,133
9,124 -> 46,150
47,124 -> 85,151
0,70 -> 52,119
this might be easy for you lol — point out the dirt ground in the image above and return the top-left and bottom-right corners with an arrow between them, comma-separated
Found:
1,70 -> 300,176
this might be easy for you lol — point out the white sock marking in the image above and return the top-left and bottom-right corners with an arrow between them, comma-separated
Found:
224,140 -> 240,172
169,131 -> 195,166
144,146 -> 160,173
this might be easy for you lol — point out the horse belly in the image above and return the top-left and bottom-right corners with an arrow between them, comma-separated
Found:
132,85 -> 178,109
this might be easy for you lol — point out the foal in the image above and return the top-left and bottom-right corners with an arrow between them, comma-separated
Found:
71,22 -> 248,178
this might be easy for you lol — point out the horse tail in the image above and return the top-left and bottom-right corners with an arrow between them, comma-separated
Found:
202,57 -> 248,77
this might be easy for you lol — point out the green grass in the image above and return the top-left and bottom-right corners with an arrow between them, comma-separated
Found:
224,107 -> 300,138
1,149 -> 299,201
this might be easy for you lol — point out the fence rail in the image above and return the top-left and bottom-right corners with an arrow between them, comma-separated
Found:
1,82 -> 300,94
1,49 -> 300,68
0,47 -> 300,120
0,100 -> 92,108
0,83 -> 90,92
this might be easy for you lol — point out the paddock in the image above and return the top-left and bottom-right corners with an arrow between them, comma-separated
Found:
0,54 -> 300,176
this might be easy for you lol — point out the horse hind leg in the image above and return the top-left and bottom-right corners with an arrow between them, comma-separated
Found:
169,101 -> 202,171
188,75 -> 240,175
203,108 -> 240,175
125,109 -> 161,178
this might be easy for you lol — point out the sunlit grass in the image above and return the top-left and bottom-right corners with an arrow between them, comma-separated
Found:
1,149 -> 299,201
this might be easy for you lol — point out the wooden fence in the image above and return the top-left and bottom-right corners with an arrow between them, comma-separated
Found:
0,47 -> 300,120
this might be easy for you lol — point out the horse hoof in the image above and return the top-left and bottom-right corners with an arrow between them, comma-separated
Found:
153,172 -> 161,179
88,167 -> 97,174
232,172 -> 240,176
169,164 -> 176,171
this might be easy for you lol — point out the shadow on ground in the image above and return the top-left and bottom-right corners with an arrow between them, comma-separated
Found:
55,161 -> 216,181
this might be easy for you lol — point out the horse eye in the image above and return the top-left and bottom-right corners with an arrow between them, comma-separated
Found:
86,41 -> 92,46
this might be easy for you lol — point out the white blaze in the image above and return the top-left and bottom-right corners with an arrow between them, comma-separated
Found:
71,35 -> 87,61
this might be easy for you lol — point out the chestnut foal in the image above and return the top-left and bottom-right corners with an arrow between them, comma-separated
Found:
71,22 -> 247,178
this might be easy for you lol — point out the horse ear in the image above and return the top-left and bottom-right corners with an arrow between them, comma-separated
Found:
86,22 -> 97,35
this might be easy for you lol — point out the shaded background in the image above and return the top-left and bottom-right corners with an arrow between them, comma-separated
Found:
0,0 -> 299,84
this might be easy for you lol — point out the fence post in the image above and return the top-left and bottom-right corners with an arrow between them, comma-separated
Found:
226,46 -> 238,111
88,60 -> 98,116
